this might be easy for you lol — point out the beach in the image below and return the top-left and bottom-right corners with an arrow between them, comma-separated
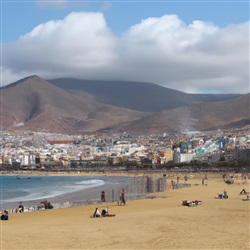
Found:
1,172 -> 249,250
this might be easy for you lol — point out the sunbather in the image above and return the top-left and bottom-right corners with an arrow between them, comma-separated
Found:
218,192 -> 223,199
93,208 -> 101,218
240,189 -> 247,195
242,195 -> 250,201
182,200 -> 192,207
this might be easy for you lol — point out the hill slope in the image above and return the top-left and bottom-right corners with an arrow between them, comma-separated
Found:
122,94 -> 250,133
1,75 -> 248,134
48,78 -> 242,112
0,76 -> 148,133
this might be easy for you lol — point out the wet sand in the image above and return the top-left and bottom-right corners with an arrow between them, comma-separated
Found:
1,172 -> 249,249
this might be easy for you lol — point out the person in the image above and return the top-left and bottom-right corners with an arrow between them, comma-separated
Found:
93,208 -> 101,218
171,180 -> 175,189
240,189 -> 247,195
101,207 -> 108,217
202,179 -> 205,185
1,210 -> 9,220
182,200 -> 191,206
101,191 -> 106,202
18,202 -> 24,213
218,192 -> 223,199
121,189 -> 126,205
223,190 -> 228,199
118,193 -> 122,206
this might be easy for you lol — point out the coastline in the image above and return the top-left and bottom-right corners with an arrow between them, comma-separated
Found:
2,170 -> 247,212
1,171 -> 249,249
1,173 -> 134,211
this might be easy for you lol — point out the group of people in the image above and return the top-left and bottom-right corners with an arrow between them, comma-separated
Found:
182,200 -> 202,207
41,200 -> 53,209
217,190 -> 228,199
93,207 -> 107,217
239,189 -> 250,201
92,207 -> 115,218
93,189 -> 127,217
100,189 -> 126,206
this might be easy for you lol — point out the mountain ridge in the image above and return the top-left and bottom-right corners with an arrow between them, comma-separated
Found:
48,77 -> 243,112
1,75 -> 249,134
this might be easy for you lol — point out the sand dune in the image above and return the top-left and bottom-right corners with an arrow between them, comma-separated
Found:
1,173 -> 249,249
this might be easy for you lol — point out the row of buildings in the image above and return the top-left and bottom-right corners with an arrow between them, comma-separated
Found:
0,126 -> 249,171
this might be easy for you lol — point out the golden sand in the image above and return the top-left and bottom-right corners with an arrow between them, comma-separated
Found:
1,173 -> 249,250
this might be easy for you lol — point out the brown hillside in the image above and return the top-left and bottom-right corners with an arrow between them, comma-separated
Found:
0,76 -> 148,133
123,94 -> 250,133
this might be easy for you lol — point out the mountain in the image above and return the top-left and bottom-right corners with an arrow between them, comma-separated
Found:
48,78 -> 242,112
121,94 -> 250,134
1,75 -> 249,134
0,76 -> 148,133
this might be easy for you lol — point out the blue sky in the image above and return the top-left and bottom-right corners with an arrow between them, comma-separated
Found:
2,1 -> 249,42
1,1 -> 249,94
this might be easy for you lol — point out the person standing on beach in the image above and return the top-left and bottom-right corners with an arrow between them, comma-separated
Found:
18,202 -> 24,213
184,175 -> 188,182
101,191 -> 106,202
121,189 -> 126,205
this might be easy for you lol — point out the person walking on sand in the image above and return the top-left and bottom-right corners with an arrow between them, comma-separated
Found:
202,179 -> 205,185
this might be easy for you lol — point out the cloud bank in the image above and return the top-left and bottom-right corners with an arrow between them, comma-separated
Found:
2,12 -> 249,93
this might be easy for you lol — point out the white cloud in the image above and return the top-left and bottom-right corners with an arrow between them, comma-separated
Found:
2,12 -> 249,94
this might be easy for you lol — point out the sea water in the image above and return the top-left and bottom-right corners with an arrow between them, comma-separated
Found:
0,175 -> 132,208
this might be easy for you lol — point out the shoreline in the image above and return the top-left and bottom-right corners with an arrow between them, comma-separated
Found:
1,175 -> 134,211
1,172 -> 249,249
2,170 -> 247,213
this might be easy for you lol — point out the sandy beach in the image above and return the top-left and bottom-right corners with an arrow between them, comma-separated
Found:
1,172 -> 249,250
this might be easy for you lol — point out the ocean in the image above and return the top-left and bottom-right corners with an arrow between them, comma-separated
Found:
0,175 -> 133,210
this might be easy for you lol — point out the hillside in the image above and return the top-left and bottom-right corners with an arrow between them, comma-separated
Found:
48,78 -> 242,112
122,94 -> 250,133
1,75 -> 248,134
0,76 -> 148,133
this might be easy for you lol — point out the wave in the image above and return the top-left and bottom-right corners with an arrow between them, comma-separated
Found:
1,178 -> 105,203
75,179 -> 105,186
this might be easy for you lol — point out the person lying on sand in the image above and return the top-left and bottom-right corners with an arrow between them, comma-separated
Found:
182,200 -> 202,207
242,195 -> 250,201
92,208 -> 101,218
91,207 -> 116,218
239,189 -> 250,195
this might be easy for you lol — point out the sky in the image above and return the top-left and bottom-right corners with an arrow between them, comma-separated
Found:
1,0 -> 249,94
